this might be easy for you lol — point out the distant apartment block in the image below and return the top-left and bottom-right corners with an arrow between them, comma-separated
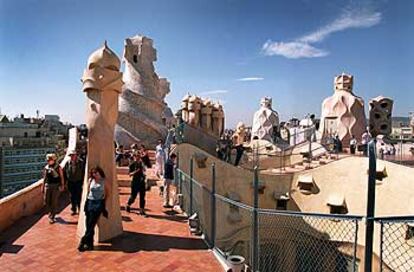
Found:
0,114 -> 71,197
390,116 -> 414,142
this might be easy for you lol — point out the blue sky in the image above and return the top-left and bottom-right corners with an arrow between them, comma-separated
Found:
0,0 -> 413,127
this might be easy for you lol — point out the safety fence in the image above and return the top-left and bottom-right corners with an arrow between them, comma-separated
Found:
175,160 -> 414,272
375,217 -> 414,272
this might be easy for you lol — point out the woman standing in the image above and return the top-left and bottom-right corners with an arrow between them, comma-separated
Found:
42,153 -> 65,224
78,167 -> 108,252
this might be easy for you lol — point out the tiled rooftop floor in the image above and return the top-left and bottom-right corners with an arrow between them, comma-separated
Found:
0,185 -> 221,272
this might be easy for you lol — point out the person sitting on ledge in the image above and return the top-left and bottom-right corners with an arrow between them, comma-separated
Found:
42,153 -> 65,224
78,166 -> 108,252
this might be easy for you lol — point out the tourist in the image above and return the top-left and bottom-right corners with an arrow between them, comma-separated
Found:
334,135 -> 342,154
130,143 -> 139,155
361,129 -> 371,156
155,139 -> 166,178
165,125 -> 175,150
379,143 -> 386,160
163,153 -> 177,208
139,144 -> 152,169
64,150 -> 85,215
349,135 -> 357,155
42,153 -> 65,224
232,131 -> 245,166
390,143 -> 396,155
223,137 -> 233,163
115,145 -> 125,166
78,167 -> 108,252
126,153 -> 147,216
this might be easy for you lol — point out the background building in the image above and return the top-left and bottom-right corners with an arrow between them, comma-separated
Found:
390,116 -> 413,142
0,113 -> 71,197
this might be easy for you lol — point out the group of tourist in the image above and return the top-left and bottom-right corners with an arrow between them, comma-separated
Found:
120,140 -> 178,215
41,138 -> 178,252
42,151 -> 85,224
328,128 -> 397,159
216,129 -> 249,167
41,151 -> 102,251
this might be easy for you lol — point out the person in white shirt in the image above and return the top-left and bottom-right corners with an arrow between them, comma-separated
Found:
155,139 -> 166,178
349,135 -> 357,155
361,129 -> 371,156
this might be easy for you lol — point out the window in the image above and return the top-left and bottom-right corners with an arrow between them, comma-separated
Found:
297,174 -> 315,194
298,182 -> 313,191
276,199 -> 288,210
329,205 -> 347,215
274,192 -> 290,210
327,195 -> 348,215
133,54 -> 138,63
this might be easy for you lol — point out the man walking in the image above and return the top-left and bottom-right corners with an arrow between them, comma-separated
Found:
126,153 -> 147,216
163,154 -> 177,208
64,150 -> 85,215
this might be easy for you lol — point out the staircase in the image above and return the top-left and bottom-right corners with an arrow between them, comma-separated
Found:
117,150 -> 160,187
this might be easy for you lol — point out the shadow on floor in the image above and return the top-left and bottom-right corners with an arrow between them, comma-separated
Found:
146,212 -> 188,223
54,217 -> 78,225
122,216 -> 133,222
118,191 -> 131,196
0,192 -> 70,257
95,231 -> 208,253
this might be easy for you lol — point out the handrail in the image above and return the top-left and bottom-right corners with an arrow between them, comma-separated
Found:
215,194 -> 254,212
258,208 -> 363,220
373,215 -> 414,222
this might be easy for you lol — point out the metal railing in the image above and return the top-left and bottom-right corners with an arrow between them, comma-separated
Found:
174,159 -> 375,271
375,217 -> 414,272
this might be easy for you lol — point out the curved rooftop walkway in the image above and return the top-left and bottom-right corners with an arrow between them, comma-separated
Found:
0,183 -> 221,271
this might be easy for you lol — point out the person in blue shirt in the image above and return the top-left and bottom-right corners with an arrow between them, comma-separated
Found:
78,166 -> 108,252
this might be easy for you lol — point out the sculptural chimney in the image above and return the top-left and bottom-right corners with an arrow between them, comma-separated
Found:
115,35 -> 174,148
319,73 -> 366,146
77,41 -> 123,241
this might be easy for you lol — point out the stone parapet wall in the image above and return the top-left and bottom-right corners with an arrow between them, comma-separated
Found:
0,180 -> 43,233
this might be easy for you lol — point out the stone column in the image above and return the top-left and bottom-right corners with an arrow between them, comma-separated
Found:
201,99 -> 213,131
77,42 -> 124,242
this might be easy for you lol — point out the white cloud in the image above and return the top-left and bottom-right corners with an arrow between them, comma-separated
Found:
299,10 -> 381,43
262,41 -> 329,59
237,77 -> 264,81
262,6 -> 381,59
199,90 -> 229,95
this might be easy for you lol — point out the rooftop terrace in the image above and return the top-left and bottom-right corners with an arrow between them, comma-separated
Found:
0,181 -> 221,271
